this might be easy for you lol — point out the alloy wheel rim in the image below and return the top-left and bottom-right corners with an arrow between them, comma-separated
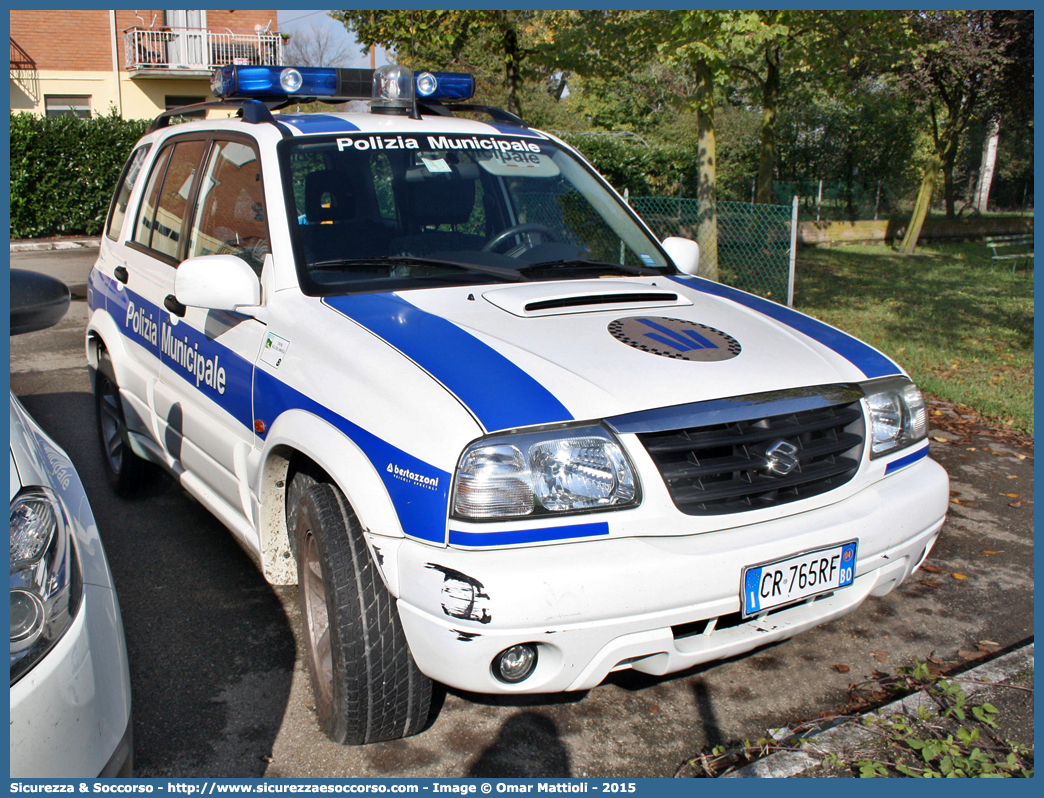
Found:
302,531 -> 334,704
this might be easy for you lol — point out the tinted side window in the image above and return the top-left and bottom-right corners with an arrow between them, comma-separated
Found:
187,140 -> 269,276
105,144 -> 152,241
132,139 -> 207,259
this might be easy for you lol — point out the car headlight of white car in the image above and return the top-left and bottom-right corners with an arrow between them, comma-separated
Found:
452,424 -> 639,520
864,378 -> 928,459
10,486 -> 82,684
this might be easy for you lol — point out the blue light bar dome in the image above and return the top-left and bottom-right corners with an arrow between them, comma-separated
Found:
210,64 -> 476,105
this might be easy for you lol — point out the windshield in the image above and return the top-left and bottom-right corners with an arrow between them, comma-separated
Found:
281,130 -> 674,295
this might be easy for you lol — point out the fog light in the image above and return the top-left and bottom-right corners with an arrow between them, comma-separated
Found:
493,643 -> 538,683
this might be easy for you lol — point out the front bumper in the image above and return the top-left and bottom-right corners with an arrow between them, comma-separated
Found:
10,584 -> 134,778
394,457 -> 948,694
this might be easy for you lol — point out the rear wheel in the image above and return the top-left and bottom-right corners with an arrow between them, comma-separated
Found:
289,469 -> 432,744
94,353 -> 155,497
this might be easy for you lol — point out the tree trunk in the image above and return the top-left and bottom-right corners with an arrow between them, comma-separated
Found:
974,114 -> 1001,213
498,11 -> 524,118
898,157 -> 939,255
754,46 -> 779,205
694,57 -> 719,281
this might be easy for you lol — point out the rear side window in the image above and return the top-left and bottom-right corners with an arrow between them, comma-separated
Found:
132,139 -> 207,259
106,144 -> 152,241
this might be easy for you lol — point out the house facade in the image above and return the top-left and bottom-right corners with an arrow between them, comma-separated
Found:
10,9 -> 284,120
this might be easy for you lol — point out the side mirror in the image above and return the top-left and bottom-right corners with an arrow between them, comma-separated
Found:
662,236 -> 700,276
10,270 -> 71,335
174,255 -> 261,312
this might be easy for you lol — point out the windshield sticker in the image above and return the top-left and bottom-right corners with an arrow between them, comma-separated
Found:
259,332 -> 289,368
639,253 -> 657,267
426,134 -> 542,154
421,156 -> 452,173
336,135 -> 420,152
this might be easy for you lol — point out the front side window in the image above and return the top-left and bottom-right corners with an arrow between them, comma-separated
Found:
187,139 -> 269,276
106,144 -> 152,241
132,139 -> 207,259
281,133 -> 673,296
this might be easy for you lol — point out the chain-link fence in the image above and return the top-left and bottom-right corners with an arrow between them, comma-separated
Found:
773,179 -> 897,222
631,197 -> 795,304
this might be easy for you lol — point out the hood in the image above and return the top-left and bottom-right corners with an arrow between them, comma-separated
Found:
324,276 -> 902,433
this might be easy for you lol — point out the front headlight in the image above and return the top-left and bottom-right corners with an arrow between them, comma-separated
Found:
864,379 -> 928,459
452,425 -> 639,520
10,486 -> 82,684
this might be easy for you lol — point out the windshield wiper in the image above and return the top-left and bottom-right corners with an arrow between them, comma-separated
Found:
518,258 -> 664,277
309,255 -> 527,282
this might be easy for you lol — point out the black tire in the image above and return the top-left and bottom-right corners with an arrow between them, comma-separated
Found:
289,470 -> 432,744
94,352 -> 155,498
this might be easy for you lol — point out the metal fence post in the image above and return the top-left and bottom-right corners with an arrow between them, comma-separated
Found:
788,195 -> 799,307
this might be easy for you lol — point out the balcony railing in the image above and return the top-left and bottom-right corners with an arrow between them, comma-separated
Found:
123,27 -> 284,74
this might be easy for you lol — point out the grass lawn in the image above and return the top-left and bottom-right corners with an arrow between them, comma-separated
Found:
794,241 -> 1034,434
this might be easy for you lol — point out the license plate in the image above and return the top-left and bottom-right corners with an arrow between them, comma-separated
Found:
741,541 -> 857,617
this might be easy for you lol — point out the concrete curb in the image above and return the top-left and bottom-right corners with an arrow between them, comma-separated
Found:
10,238 -> 101,252
723,643 -> 1035,778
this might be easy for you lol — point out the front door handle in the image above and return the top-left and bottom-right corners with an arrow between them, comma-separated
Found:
114,265 -> 129,284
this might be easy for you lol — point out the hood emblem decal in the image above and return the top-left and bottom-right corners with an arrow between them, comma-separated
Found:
609,316 -> 741,362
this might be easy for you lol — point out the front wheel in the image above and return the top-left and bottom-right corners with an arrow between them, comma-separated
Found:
289,470 -> 432,744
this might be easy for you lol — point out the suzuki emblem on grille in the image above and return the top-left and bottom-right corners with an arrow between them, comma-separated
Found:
764,440 -> 800,475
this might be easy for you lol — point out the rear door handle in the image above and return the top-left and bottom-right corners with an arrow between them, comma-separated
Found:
114,265 -> 129,284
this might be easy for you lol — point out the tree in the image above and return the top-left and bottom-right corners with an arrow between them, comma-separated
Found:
902,11 -> 1011,220
971,10 -> 1033,213
283,21 -> 357,68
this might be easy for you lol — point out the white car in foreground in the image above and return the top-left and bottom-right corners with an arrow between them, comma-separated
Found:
10,270 -> 133,777
86,64 -> 947,745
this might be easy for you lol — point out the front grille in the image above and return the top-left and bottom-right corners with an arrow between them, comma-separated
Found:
634,387 -> 865,515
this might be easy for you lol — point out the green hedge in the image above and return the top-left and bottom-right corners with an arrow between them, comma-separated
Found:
10,112 -> 149,239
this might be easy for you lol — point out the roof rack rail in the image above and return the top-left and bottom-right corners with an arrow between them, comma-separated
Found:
417,101 -> 527,128
147,99 -> 287,135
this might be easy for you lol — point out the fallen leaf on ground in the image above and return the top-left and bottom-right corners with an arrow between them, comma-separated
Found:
1009,501 -> 1024,508
833,664 -> 850,673
952,573 -> 968,580
1004,493 -> 1020,498
932,436 -> 948,443
978,640 -> 1001,648
961,501 -> 980,508
1007,474 -> 1018,479
1015,454 -> 1027,460
959,650 -> 987,661
922,564 -> 943,573
920,579 -> 941,588
872,651 -> 889,662
981,550 -> 998,555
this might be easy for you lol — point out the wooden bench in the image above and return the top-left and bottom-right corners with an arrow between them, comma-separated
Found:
984,234 -> 1033,273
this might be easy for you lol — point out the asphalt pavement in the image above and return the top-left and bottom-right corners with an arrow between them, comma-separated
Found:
8,242 -> 1034,778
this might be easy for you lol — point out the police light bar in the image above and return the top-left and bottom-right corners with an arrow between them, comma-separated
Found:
210,65 -> 475,107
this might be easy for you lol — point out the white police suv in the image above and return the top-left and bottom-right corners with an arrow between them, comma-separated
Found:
87,64 -> 948,744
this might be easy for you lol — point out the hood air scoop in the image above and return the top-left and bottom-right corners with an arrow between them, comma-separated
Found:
482,280 -> 691,318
